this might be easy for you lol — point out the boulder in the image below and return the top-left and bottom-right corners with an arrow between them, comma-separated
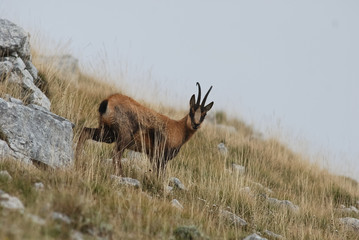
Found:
0,19 -> 51,110
0,19 -> 31,60
0,56 -> 51,110
0,97 -> 74,168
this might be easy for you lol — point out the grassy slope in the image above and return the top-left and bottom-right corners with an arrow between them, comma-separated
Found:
0,53 -> 359,240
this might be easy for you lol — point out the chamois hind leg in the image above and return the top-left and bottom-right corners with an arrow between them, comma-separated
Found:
112,132 -> 133,175
76,126 -> 116,160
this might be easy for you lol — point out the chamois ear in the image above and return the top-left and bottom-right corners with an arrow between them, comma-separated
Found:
204,101 -> 214,112
190,94 -> 196,108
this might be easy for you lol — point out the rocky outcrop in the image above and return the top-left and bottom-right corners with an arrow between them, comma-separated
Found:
0,18 -> 51,110
0,19 -> 30,60
0,98 -> 74,167
0,19 -> 74,168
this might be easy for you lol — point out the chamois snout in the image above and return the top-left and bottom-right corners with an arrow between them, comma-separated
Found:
189,82 -> 214,130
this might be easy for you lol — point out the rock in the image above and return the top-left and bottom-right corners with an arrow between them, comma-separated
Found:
25,213 -> 46,225
232,164 -> 245,175
0,19 -> 51,110
52,211 -> 72,224
2,56 -> 51,110
0,139 -> 31,163
165,186 -> 174,194
263,230 -> 284,239
34,182 -> 44,191
0,19 -> 31,60
169,177 -> 187,191
338,205 -> 359,214
0,170 -> 12,180
0,97 -> 74,168
339,217 -> 359,232
111,175 -> 141,188
173,225 -> 206,240
240,187 -> 255,197
0,190 -> 24,211
219,209 -> 247,226
243,233 -> 268,240
70,230 -> 84,240
217,143 -> 228,156
171,199 -> 184,210
267,197 -> 299,213
24,60 -> 38,79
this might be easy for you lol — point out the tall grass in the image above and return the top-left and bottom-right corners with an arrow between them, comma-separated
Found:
0,50 -> 358,239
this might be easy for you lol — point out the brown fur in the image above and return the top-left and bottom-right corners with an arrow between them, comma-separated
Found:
76,83 -> 213,176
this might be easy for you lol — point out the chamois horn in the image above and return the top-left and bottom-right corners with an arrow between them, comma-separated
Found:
196,82 -> 201,106
201,85 -> 213,107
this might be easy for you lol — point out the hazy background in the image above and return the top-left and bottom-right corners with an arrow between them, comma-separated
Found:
1,0 -> 358,180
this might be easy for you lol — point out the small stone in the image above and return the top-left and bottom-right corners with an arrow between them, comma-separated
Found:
25,213 -> 46,225
165,186 -> 174,193
243,233 -> 268,240
263,230 -> 284,239
111,175 -> 142,188
0,170 -> 12,180
339,206 -> 359,214
0,190 -> 24,211
34,182 -> 44,191
70,230 -> 84,240
217,143 -> 228,156
339,217 -> 359,232
171,199 -> 184,210
169,177 -> 187,191
232,164 -> 245,175
52,212 -> 72,224
267,197 -> 299,213
219,209 -> 247,226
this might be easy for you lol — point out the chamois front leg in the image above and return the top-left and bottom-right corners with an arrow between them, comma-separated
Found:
76,126 -> 116,160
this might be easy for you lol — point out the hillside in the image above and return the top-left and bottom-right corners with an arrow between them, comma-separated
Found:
1,49 -> 359,239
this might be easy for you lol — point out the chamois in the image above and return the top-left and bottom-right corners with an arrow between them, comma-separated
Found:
76,82 -> 214,176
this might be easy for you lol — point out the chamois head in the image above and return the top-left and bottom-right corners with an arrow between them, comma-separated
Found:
188,82 -> 214,130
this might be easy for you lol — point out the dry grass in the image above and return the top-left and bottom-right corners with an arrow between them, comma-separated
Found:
0,51 -> 359,240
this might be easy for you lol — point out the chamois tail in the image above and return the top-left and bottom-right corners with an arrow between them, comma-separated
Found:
98,99 -> 108,115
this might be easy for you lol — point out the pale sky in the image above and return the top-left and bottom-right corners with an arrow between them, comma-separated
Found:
1,0 -> 358,180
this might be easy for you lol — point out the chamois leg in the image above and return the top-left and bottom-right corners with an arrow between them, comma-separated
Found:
112,142 -> 124,175
76,126 -> 116,160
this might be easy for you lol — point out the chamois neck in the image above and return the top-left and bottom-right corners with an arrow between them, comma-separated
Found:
179,114 -> 196,143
